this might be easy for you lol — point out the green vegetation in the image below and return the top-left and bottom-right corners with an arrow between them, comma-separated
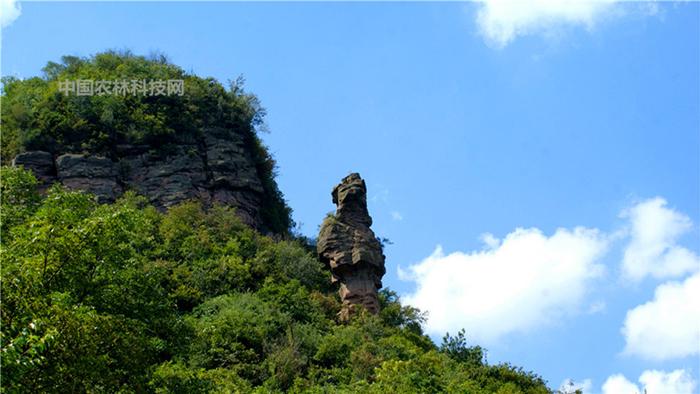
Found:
0,51 -> 291,233
1,53 -> 556,392
1,51 -> 260,160
1,166 -> 553,393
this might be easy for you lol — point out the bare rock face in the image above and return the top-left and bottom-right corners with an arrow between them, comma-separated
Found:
12,128 -> 268,230
119,145 -> 209,209
56,154 -> 121,203
12,151 -> 55,186
317,173 -> 386,320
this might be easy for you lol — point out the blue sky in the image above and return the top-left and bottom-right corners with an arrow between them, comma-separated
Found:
2,1 -> 699,392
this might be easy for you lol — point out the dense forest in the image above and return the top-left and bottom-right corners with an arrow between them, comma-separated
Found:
1,53 -> 560,393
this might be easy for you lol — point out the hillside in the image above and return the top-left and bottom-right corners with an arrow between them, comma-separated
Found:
1,52 -> 291,234
1,53 -> 557,393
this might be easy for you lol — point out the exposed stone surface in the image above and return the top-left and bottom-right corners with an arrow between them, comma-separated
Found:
57,154 -> 121,203
12,151 -> 55,186
12,128 -> 267,229
317,173 -> 386,320
204,128 -> 264,226
120,145 -> 208,209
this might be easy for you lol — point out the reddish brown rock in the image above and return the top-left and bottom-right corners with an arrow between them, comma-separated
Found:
317,173 -> 386,320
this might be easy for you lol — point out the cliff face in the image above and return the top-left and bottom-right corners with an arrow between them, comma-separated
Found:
12,127 -> 268,230
317,173 -> 386,320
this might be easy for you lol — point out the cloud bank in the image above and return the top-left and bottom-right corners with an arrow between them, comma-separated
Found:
621,197 -> 699,282
602,369 -> 697,394
402,197 -> 699,349
475,0 -> 618,47
402,227 -> 608,343
474,0 -> 664,48
1,0 -> 21,28
622,271 -> 700,361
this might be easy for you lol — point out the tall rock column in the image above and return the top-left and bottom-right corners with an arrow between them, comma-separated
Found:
317,173 -> 386,320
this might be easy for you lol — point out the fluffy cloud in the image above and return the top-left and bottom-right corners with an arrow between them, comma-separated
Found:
622,271 -> 700,360
602,369 -> 697,394
402,227 -> 608,343
475,0 -> 619,47
399,196 -> 699,346
1,0 -> 21,28
620,197 -> 699,282
640,370 -> 698,394
602,374 -> 641,394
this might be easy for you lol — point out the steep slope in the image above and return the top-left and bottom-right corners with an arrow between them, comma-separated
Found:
2,51 -> 291,233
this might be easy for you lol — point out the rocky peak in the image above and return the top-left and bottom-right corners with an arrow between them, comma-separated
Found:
332,173 -> 372,228
317,173 -> 386,320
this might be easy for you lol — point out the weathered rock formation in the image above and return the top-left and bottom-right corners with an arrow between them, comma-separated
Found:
317,173 -> 386,320
12,127 -> 267,230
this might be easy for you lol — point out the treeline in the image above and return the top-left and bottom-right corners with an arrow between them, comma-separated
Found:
1,52 -> 553,393
1,166 -> 551,393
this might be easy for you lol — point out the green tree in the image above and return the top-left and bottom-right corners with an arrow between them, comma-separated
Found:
0,166 -> 41,241
1,51 -> 292,233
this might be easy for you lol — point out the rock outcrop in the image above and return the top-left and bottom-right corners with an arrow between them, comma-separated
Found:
57,154 -> 121,203
12,127 -> 267,229
317,173 -> 386,320
12,151 -> 55,186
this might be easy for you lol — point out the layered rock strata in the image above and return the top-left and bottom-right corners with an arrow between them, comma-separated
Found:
12,127 -> 265,229
317,173 -> 386,320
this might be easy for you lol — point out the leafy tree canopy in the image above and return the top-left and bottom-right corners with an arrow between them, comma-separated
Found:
1,166 -> 554,393
2,51 -> 262,158
1,52 -> 557,392
1,51 -> 292,233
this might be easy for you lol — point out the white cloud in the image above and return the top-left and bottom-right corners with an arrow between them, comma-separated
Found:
398,196 -> 698,345
602,369 -> 697,394
475,0 -> 619,47
621,197 -> 699,282
640,370 -> 697,394
1,0 -> 21,28
559,378 -> 593,394
602,374 -> 642,394
402,227 -> 608,343
621,271 -> 700,361
391,211 -> 403,221
480,232 -> 500,249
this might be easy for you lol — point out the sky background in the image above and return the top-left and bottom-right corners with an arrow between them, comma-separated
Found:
2,1 -> 699,393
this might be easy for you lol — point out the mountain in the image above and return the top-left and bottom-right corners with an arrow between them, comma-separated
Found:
0,52 -> 561,394
2,51 -> 291,234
